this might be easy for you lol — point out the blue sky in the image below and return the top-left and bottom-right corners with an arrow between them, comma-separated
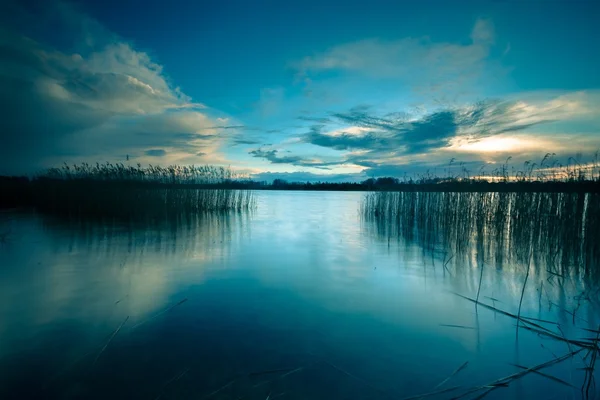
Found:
1,0 -> 599,180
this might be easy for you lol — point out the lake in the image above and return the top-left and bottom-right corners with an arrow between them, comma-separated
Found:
0,191 -> 599,399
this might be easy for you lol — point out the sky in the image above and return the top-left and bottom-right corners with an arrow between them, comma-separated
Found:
0,0 -> 599,181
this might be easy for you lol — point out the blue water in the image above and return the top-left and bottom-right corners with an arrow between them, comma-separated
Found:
0,191 -> 598,399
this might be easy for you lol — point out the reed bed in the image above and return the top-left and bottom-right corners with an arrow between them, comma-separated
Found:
362,190 -> 600,397
18,163 -> 256,219
362,191 -> 600,278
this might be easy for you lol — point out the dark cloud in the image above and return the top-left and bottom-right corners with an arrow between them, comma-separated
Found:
0,68 -> 109,173
249,149 -> 304,165
401,111 -> 457,153
0,3 -> 219,175
304,108 -> 458,155
231,139 -> 262,146
300,99 -> 564,168
144,149 -> 167,157
254,96 -> 588,177
249,148 -> 341,169
331,105 -> 405,132
306,130 -> 389,151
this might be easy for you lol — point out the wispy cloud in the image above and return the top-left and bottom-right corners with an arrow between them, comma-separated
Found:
249,91 -> 600,176
291,18 -> 499,96
232,138 -> 262,146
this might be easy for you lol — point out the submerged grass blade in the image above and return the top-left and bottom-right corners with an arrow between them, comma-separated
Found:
516,247 -> 533,332
439,324 -> 477,330
129,298 -> 188,331
279,366 -> 305,378
248,367 -> 297,377
580,327 -> 600,334
204,378 -> 236,399
432,361 -> 469,391
318,359 -> 393,397
401,385 -> 461,400
452,349 -> 582,400
484,296 -> 502,303
251,365 -> 307,389
509,364 -> 573,387
520,315 -> 559,325
452,292 -> 593,349
518,324 -> 592,349
93,316 -> 129,366
154,368 -> 190,400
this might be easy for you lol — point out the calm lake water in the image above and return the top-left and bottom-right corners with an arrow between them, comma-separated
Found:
0,191 -> 599,399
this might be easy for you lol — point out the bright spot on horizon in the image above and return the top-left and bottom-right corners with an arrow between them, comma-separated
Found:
449,136 -> 553,154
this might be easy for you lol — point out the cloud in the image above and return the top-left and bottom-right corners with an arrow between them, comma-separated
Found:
448,132 -> 600,158
58,109 -> 229,166
144,149 -> 167,157
303,108 -> 460,155
246,91 -> 600,176
309,92 -> 594,154
4,3 -> 597,181
291,18 -> 499,95
231,138 -> 262,146
249,149 -> 304,165
248,147 -> 345,170
470,18 -> 495,46
0,1 -> 225,174
456,91 -> 595,138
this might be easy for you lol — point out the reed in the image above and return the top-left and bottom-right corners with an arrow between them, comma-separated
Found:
362,191 -> 600,278
3,163 -> 255,219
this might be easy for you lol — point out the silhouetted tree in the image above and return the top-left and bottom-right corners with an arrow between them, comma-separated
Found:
375,177 -> 399,186
272,179 -> 288,187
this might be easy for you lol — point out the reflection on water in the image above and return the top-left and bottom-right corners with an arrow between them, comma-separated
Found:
1,213 -> 244,336
0,191 -> 599,399
364,191 -> 600,275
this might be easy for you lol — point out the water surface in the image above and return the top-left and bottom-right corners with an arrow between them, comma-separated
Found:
0,191 -> 598,399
